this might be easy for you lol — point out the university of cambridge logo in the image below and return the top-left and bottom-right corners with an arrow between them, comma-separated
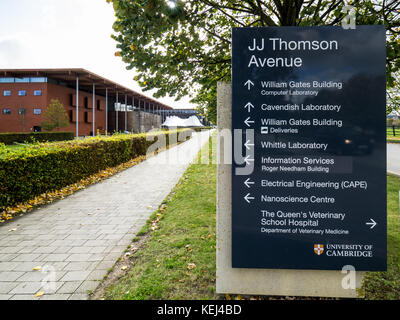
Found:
314,244 -> 324,255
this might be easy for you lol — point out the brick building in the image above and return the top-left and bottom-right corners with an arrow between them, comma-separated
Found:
0,69 -> 173,136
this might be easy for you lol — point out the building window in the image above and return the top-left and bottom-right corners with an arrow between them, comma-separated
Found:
15,77 -> 30,83
97,100 -> 101,111
18,90 -> 27,96
33,108 -> 42,115
30,77 -> 47,83
33,90 -> 42,96
2,109 -> 11,115
0,78 -> 15,83
3,90 -> 11,96
0,77 -> 47,83
18,108 -> 26,115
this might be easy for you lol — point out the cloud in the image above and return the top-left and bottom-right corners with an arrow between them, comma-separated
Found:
0,37 -> 23,66
0,0 -> 195,109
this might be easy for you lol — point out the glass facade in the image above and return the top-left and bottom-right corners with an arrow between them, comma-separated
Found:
14,77 -> 31,83
0,77 -> 47,83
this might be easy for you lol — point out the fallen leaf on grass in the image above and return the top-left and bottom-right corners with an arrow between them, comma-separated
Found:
187,263 -> 196,270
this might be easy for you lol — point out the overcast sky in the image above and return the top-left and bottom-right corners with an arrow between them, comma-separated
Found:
0,0 -> 194,109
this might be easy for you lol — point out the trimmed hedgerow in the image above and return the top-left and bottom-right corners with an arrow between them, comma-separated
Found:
0,132 -> 74,145
0,129 -> 194,210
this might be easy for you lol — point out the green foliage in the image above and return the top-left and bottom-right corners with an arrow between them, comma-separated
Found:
41,99 -> 70,131
361,175 -> 400,300
109,0 -> 400,123
0,129 -> 193,210
0,132 -> 74,145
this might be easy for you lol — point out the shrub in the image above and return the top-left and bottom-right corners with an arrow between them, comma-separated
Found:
41,99 -> 70,131
0,129 -> 193,210
0,132 -> 74,145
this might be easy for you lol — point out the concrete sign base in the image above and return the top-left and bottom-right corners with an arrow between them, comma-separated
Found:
216,82 -> 365,298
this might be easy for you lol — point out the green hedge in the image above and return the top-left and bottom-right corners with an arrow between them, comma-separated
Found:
0,129 -> 193,210
0,132 -> 74,145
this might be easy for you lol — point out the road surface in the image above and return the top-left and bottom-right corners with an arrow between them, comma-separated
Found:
388,143 -> 400,176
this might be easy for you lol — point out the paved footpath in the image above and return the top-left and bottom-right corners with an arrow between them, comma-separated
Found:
0,131 -> 211,300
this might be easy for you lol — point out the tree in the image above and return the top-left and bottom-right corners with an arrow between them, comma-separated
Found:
387,71 -> 400,115
109,0 -> 400,123
41,99 -> 70,131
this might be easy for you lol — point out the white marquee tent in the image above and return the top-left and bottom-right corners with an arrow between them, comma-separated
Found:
162,116 -> 204,127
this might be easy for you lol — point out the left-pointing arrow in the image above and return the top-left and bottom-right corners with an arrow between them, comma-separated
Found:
244,117 -> 255,127
244,193 -> 255,203
244,178 -> 255,188
244,140 -> 255,150
244,155 -> 254,165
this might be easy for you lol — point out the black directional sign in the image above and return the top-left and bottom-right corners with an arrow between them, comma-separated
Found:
231,26 -> 387,271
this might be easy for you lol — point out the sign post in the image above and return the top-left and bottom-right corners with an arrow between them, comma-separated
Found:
232,26 -> 387,271
217,26 -> 387,297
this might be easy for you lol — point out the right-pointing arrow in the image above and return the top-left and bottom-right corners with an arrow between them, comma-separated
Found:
244,193 -> 255,204
366,219 -> 377,229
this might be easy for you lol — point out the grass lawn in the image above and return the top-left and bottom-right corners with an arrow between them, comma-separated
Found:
387,127 -> 400,137
361,174 -> 400,299
388,136 -> 400,143
99,136 -> 400,300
